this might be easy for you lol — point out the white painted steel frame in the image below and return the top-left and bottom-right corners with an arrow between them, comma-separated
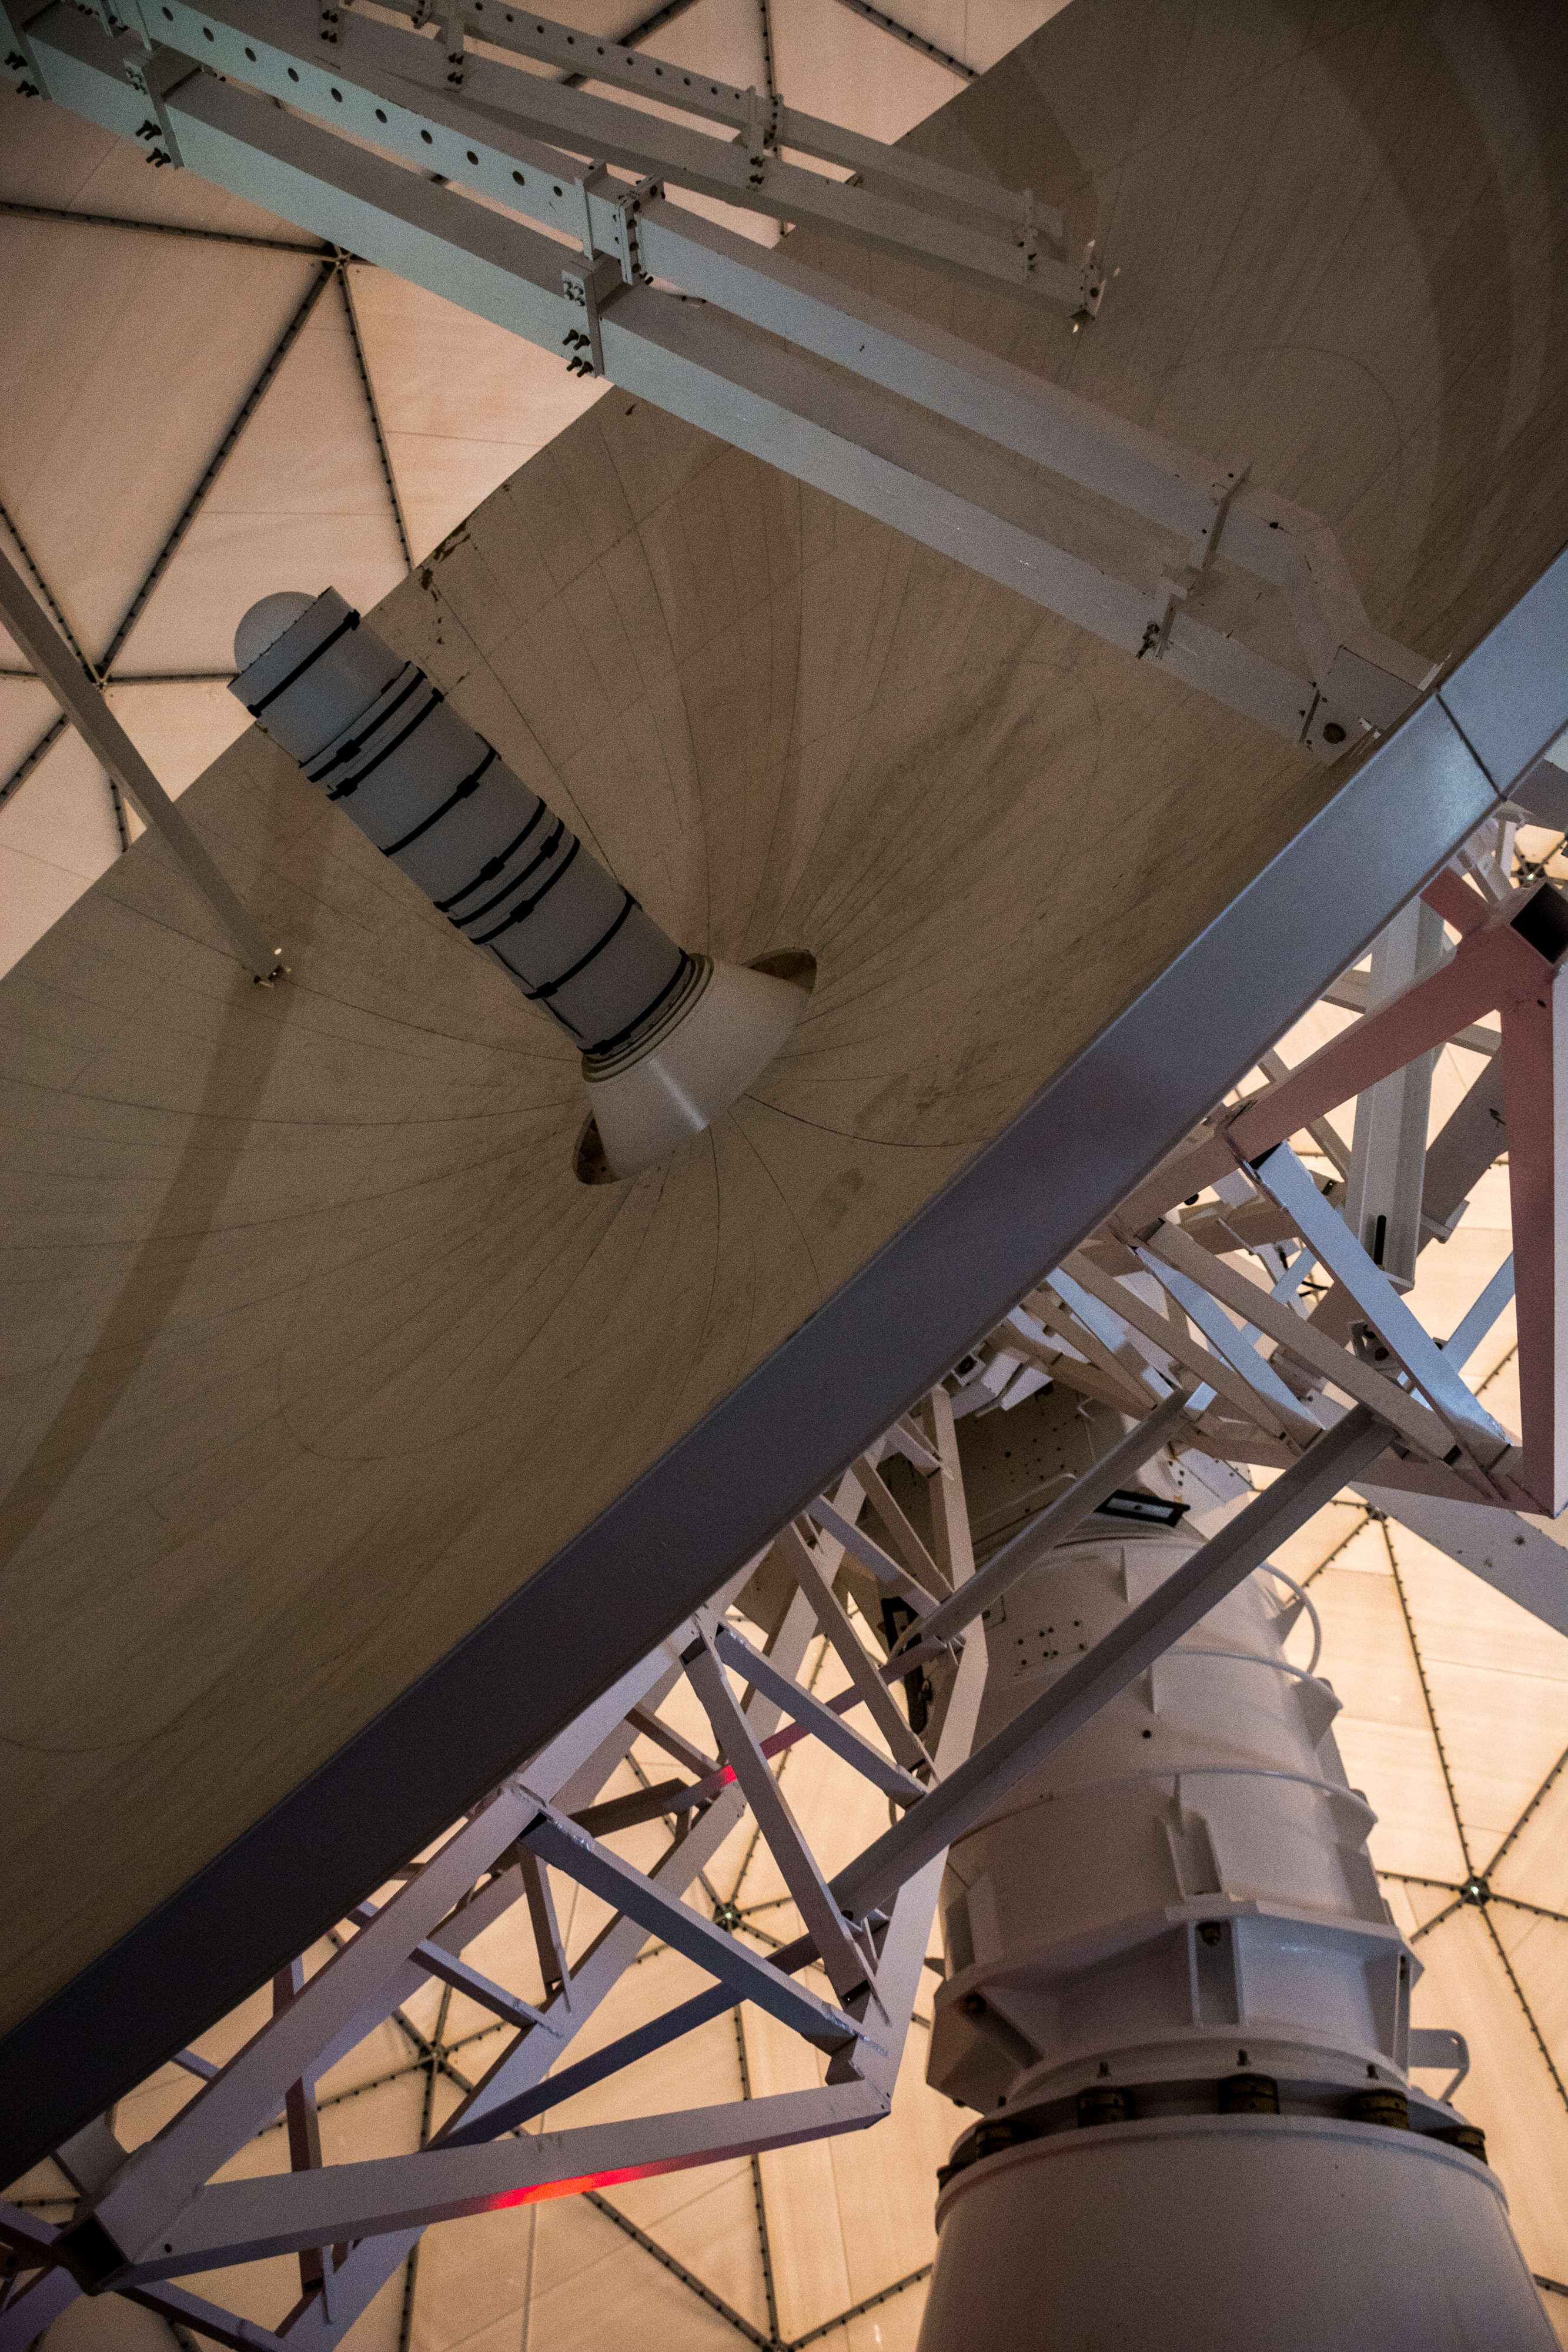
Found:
5,0 -> 1429,753
10,1407 -> 984,2346
367,0 -> 1059,243
14,1394 -> 1420,2330
2,549 -> 1555,2186
10,766 -> 1566,2337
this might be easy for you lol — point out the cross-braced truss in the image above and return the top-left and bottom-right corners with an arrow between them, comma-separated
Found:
5,0 -> 1435,757
0,1391 -> 990,2350
4,795 -> 1564,2347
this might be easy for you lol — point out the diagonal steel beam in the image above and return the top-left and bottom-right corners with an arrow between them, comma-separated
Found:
1499,951 -> 1568,1513
825,0 -> 974,79
95,2078 -> 887,2281
1119,880 -> 1568,1228
443,1986 -> 735,2144
685,1623 -> 874,2008
69,1788 -> 544,2276
1253,1142 -> 1510,1476
712,1620 -> 925,1803
1,554 -> 279,956
0,197 -> 330,251
0,710 -> 66,807
520,1805 -> 871,2053
829,1408 -> 1392,1920
0,550 -> 281,976
98,257 -> 337,676
339,262 -> 413,572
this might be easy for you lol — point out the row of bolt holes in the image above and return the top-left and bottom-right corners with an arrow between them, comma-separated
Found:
175,12 -> 738,170
1016,1623 -> 1086,1656
178,16 -> 551,180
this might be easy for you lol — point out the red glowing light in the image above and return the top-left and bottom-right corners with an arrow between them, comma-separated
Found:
486,2159 -> 680,2211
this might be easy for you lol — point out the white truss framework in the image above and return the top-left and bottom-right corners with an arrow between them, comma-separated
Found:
4,0 -> 1432,756
4,792 -> 1563,2343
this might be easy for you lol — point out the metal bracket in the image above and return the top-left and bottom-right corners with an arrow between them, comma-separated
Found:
743,83 -> 782,187
0,0 -> 53,96
1188,463 -> 1249,573
1300,689 -> 1364,759
118,38 -> 202,166
1139,567 -> 1199,663
438,13 -> 464,84
605,173 -> 662,284
1018,186 -> 1039,276
1142,460 -> 1249,659
78,0 -> 133,37
1075,235 -> 1106,317
560,253 -> 624,377
569,159 -> 611,260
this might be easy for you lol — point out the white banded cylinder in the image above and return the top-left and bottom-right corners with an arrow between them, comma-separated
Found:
917,1522 -> 1552,2349
230,590 -> 690,1060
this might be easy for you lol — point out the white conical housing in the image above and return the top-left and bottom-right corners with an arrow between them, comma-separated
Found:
586,959 -> 808,1178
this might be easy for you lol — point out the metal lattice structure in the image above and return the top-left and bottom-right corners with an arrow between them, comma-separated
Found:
4,0 -> 1568,2340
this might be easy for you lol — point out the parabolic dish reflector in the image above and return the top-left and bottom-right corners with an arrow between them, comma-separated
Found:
4,0 -> 1568,2154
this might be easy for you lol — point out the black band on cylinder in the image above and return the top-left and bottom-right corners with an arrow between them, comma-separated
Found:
581,953 -> 694,1061
434,799 -> 548,913
454,818 -> 568,930
307,667 -> 423,782
382,745 -> 499,858
526,891 -> 637,1004
474,834 -> 582,946
246,608 -> 360,716
326,688 -> 444,801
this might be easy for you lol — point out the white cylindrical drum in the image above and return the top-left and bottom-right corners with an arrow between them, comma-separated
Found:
920,2112 -> 1553,2351
920,1519 -> 1550,2350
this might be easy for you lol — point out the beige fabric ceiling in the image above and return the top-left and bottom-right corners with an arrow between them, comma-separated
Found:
2,0 -> 1566,2344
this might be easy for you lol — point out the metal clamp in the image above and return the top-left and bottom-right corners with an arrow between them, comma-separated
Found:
1139,568 -> 1199,663
605,174 -> 662,284
1186,463 -> 1249,573
119,38 -> 201,167
560,255 -> 625,377
1,0 -> 54,97
742,83 -> 783,186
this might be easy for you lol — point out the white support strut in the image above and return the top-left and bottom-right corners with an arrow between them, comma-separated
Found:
3,0 -> 1432,756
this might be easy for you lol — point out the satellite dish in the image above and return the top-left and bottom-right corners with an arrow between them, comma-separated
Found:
4,0 -> 1567,2166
